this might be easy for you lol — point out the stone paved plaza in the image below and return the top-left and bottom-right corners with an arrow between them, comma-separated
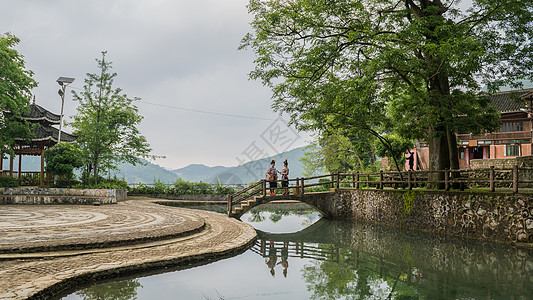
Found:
0,197 -> 257,299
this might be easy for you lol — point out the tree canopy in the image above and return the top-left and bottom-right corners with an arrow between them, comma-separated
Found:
0,33 -> 37,155
44,142 -> 84,186
241,0 -> 533,178
70,51 -> 153,184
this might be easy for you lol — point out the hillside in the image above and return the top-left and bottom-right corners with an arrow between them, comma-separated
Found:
173,146 -> 308,184
3,146 -> 310,185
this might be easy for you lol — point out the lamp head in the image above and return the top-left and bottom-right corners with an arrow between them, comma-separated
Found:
57,77 -> 75,85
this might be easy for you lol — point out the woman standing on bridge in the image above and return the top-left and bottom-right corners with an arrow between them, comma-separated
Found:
281,158 -> 289,195
266,159 -> 278,196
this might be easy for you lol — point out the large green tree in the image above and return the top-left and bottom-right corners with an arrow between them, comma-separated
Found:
71,52 -> 153,185
0,33 -> 37,155
241,0 -> 532,184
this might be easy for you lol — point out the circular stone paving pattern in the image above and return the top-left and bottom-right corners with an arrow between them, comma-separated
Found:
0,200 -> 205,253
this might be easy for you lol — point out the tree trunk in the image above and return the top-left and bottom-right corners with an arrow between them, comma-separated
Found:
428,126 -> 449,189
93,153 -> 99,185
446,126 -> 461,189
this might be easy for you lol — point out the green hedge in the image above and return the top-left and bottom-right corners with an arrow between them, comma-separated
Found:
129,179 -> 236,195
0,176 -> 18,187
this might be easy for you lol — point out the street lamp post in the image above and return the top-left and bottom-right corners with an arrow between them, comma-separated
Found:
56,77 -> 75,143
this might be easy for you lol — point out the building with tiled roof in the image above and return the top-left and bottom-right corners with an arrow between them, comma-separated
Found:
400,88 -> 533,171
450,88 -> 533,169
1,100 -> 77,185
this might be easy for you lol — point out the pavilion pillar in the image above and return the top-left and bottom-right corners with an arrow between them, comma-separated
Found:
40,149 -> 45,186
9,154 -> 14,176
18,151 -> 22,185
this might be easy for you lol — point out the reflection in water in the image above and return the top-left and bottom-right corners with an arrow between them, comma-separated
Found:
65,206 -> 533,300
75,279 -> 141,300
254,219 -> 533,299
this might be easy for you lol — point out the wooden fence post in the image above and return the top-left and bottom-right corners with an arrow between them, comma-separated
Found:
408,171 -> 412,190
331,174 -> 335,189
379,170 -> 383,189
489,166 -> 495,192
295,178 -> 300,195
227,194 -> 232,216
513,165 -> 518,193
262,180 -> 267,197
301,177 -> 305,195
336,173 -> 340,189
356,172 -> 360,189
352,173 -> 356,188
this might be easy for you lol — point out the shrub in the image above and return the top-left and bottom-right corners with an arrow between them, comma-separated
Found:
0,176 -> 18,187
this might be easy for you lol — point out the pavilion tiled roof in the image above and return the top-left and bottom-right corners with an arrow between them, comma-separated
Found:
34,125 -> 77,143
14,124 -> 77,144
22,103 -> 61,125
488,88 -> 533,113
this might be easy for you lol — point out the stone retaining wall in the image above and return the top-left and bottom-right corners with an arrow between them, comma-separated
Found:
0,188 -> 127,205
471,155 -> 533,169
329,189 -> 532,245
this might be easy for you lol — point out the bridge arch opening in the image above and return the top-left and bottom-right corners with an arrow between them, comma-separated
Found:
240,202 -> 322,234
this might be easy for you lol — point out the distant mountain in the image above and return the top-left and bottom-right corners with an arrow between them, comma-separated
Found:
172,164 -> 229,182
3,146 -> 310,185
113,159 -> 178,184
172,146 -> 308,184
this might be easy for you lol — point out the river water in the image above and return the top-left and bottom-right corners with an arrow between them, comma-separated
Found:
63,204 -> 532,299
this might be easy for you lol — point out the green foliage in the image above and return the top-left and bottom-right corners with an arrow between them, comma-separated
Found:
403,191 -> 416,215
128,178 -> 236,195
44,142 -> 84,186
241,0 -> 533,173
70,51 -> 153,185
374,135 -> 413,170
0,33 -> 37,156
301,130 -> 378,176
0,176 -> 18,187
74,176 -> 128,189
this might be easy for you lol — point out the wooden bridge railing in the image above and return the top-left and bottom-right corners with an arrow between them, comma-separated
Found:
227,166 -> 533,215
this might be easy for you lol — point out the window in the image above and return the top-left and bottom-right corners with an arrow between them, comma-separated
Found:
500,121 -> 524,132
505,145 -> 520,157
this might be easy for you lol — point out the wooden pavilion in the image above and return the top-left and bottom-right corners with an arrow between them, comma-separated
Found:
0,100 -> 77,186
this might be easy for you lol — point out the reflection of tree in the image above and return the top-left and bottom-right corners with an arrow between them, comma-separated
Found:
248,210 -> 265,222
76,279 -> 141,300
249,208 -> 317,224
301,246 -> 422,300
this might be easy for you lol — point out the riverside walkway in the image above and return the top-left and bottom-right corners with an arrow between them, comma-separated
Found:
0,197 -> 256,299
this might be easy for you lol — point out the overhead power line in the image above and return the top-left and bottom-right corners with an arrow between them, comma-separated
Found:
138,101 -> 276,121
68,85 -> 274,121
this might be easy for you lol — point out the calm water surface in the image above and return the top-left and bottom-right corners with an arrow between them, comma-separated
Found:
63,205 -> 532,300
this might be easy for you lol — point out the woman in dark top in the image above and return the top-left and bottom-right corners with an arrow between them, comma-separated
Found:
266,159 -> 278,195
280,159 -> 289,195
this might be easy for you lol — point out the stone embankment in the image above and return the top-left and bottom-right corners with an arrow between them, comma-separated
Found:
0,197 -> 257,299
332,189 -> 533,246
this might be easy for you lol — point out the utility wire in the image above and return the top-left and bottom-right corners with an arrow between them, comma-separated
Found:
68,85 -> 275,121
138,101 -> 275,121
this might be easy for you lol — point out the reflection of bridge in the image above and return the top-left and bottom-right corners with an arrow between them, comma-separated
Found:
252,218 -> 407,282
251,237 -> 408,284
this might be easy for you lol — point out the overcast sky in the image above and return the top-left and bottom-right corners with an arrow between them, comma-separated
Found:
1,0 -> 311,169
